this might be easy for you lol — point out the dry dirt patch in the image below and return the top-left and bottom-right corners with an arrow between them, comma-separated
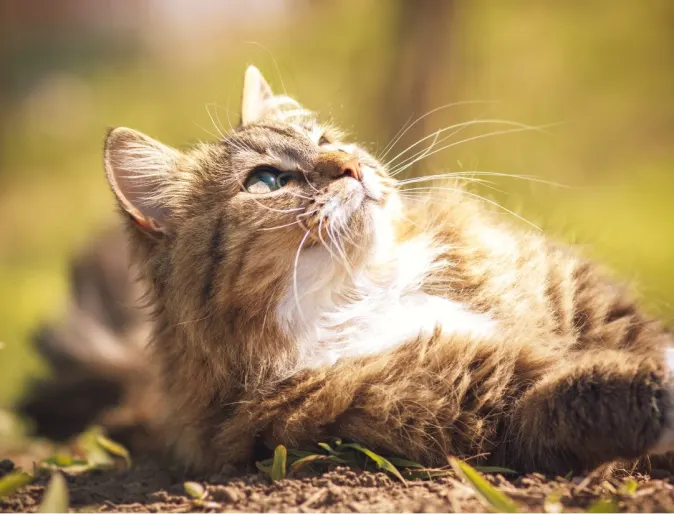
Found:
3,459 -> 674,513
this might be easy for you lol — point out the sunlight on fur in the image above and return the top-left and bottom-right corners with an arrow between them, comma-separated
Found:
22,65 -> 674,478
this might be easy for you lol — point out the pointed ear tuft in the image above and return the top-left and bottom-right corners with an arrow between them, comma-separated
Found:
241,65 -> 274,125
104,127 -> 178,233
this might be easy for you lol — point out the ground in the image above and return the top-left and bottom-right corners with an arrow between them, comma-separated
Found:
4,453 -> 674,513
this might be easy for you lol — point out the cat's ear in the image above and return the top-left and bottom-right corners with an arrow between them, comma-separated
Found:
241,65 -> 274,125
104,127 -> 178,233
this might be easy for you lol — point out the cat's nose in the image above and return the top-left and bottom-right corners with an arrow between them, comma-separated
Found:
315,151 -> 362,182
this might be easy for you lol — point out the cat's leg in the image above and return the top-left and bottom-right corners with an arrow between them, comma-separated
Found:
242,331 -> 558,469
504,347 -> 674,474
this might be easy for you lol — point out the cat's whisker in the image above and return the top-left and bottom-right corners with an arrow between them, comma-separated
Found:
214,101 -> 237,136
397,170 -> 566,190
394,173 -> 508,197
292,230 -> 313,325
327,223 -> 355,277
192,119 -> 222,141
258,209 -> 320,232
244,41 -> 289,97
205,103 -> 229,141
317,216 -> 347,272
378,113 -> 415,159
385,118 -> 550,169
397,175 -> 498,191
378,101 -> 499,162
389,123 -> 559,178
387,123 -> 472,177
399,186 -> 541,230
444,171 -> 568,188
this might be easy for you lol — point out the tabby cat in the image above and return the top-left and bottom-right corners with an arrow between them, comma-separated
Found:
22,66 -> 674,475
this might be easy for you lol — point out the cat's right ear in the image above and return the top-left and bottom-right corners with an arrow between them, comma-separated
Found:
241,65 -> 274,125
104,127 -> 178,234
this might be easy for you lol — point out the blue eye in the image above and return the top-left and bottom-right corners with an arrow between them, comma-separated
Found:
244,167 -> 296,194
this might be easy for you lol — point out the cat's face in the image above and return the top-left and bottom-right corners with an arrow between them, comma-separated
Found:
219,114 -> 397,255
104,66 -> 401,321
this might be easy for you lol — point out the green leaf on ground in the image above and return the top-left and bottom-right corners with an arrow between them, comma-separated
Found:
585,498 -> 619,513
386,457 -> 425,469
290,454 -> 348,474
337,443 -> 407,485
0,472 -> 32,498
619,478 -> 638,496
401,468 -> 453,480
38,472 -> 69,513
271,445 -> 287,481
318,442 -> 339,455
474,466 -> 519,475
96,434 -> 131,467
255,461 -> 272,475
449,457 -> 520,513
184,481 -> 206,500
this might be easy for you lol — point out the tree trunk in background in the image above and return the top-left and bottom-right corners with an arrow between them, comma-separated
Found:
381,0 -> 458,178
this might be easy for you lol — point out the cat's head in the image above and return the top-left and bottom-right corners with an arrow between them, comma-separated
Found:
103,66 -> 402,351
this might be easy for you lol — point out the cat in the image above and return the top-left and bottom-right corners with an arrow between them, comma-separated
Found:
20,65 -> 674,475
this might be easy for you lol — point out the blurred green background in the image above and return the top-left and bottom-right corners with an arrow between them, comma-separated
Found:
1,0 -> 673,408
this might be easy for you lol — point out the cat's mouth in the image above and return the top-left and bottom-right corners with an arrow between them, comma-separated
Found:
302,166 -> 388,241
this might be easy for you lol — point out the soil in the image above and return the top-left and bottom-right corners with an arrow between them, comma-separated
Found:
3,458 -> 674,513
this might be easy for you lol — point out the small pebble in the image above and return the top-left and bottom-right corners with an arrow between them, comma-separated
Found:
210,485 -> 242,503
0,459 -> 15,474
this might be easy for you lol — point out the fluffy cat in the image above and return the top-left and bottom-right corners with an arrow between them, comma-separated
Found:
21,65 -> 674,475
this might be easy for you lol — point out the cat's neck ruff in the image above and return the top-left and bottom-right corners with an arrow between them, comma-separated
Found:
276,208 -> 495,369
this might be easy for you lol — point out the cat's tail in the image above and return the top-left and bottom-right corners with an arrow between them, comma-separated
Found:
18,228 -> 165,454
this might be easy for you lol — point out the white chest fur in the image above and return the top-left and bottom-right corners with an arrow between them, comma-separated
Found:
276,233 -> 495,370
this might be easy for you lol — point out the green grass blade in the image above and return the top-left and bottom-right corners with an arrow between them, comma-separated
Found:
338,443 -> 407,485
96,434 -> 131,467
255,461 -> 272,476
290,454 -> 348,474
474,466 -> 519,475
271,445 -> 287,481
287,449 -> 318,459
402,468 -> 453,480
0,472 -> 32,498
449,458 -> 520,513
386,457 -> 425,469
38,472 -> 69,513
585,498 -> 619,513
317,442 -> 339,455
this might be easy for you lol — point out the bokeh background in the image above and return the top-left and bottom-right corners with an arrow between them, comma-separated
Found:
1,0 -> 673,410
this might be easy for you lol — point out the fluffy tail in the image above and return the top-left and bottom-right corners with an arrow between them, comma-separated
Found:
18,228 -> 164,454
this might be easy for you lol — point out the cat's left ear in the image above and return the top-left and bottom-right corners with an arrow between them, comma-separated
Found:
241,65 -> 275,125
104,127 -> 178,234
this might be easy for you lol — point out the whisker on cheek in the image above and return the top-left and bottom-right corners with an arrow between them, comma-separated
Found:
292,230 -> 312,326
258,209 -> 320,232
399,186 -> 541,230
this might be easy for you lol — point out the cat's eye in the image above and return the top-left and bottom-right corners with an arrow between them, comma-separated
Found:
318,134 -> 331,146
244,167 -> 295,194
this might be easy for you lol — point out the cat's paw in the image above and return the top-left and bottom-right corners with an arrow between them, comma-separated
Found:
651,347 -> 674,454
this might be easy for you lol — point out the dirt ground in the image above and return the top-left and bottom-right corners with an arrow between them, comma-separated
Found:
4,457 -> 674,513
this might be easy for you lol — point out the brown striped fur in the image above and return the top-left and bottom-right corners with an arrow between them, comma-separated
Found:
23,66 -> 674,476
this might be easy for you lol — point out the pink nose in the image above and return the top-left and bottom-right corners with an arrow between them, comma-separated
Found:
316,151 -> 362,182
331,158 -> 361,182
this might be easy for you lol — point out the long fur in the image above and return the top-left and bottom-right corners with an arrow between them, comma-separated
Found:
21,66 -> 674,476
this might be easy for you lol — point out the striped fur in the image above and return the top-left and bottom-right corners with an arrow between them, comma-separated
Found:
22,66 -> 674,475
